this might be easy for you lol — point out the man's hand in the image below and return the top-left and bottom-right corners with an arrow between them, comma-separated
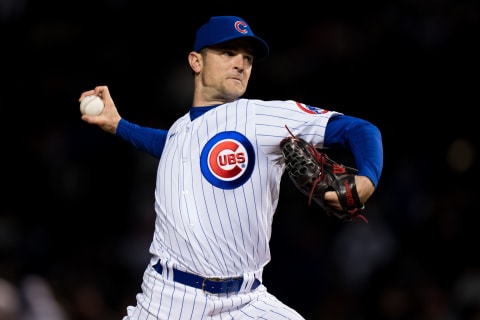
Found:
79,85 -> 122,135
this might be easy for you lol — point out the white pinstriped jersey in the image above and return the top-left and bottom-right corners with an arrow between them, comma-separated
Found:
150,98 -> 340,280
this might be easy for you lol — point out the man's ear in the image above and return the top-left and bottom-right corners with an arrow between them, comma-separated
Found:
188,51 -> 202,73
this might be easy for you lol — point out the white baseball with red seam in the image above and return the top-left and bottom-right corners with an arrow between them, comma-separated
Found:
80,95 -> 104,116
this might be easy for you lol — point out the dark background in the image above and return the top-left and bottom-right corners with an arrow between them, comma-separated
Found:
1,1 -> 479,319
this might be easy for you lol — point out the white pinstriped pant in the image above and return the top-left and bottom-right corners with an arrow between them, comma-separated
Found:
122,259 -> 305,320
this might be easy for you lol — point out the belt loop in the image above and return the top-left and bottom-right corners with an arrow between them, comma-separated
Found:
165,260 -> 175,282
240,272 -> 255,293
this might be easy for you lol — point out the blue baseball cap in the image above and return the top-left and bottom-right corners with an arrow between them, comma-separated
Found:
193,16 -> 269,60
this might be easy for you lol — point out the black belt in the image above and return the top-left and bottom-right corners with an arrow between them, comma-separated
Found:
153,261 -> 260,294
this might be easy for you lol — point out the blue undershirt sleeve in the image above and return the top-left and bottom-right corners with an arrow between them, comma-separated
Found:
116,119 -> 168,159
324,115 -> 383,187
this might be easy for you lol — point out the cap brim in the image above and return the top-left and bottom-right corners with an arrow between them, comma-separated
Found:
246,36 -> 269,61
206,35 -> 269,61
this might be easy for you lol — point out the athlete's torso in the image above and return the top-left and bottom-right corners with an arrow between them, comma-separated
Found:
150,98 -> 338,279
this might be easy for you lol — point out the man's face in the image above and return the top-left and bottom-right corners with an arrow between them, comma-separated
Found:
200,39 -> 255,101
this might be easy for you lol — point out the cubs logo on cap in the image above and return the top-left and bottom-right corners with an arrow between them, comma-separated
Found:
193,16 -> 269,60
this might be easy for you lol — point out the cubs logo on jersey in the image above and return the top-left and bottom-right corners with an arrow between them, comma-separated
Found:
200,131 -> 255,189
295,101 -> 329,114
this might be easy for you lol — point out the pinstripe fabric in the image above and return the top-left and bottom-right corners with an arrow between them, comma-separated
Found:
123,258 -> 306,320
123,99 -> 338,319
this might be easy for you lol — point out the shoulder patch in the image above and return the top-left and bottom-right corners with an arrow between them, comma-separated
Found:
295,101 -> 329,114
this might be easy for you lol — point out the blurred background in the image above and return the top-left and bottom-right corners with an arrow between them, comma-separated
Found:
1,0 -> 479,319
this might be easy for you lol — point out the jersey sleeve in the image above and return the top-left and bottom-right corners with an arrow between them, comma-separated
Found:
116,119 -> 168,159
254,99 -> 340,157
325,115 -> 383,187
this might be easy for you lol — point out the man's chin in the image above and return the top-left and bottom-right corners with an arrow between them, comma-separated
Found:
222,88 -> 245,101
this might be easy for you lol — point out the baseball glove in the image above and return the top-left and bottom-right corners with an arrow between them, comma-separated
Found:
280,126 -> 367,223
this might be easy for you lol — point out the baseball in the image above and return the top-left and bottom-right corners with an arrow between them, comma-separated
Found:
80,95 -> 104,116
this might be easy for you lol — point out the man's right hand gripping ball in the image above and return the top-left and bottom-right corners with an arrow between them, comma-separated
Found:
280,128 -> 368,223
